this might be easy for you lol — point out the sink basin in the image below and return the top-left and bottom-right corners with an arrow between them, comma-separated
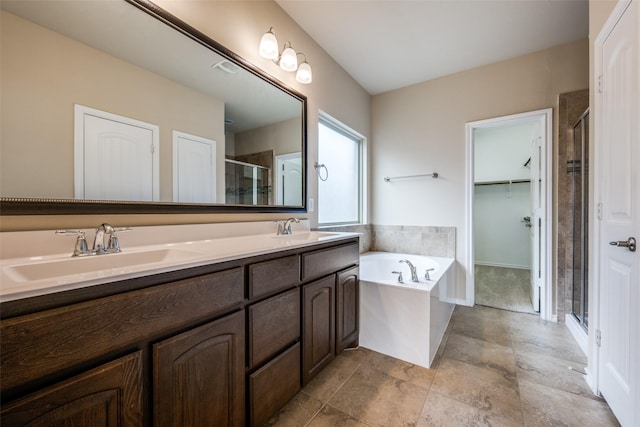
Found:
271,231 -> 339,241
5,248 -> 201,282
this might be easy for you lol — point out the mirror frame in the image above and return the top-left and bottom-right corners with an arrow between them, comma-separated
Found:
0,0 -> 307,215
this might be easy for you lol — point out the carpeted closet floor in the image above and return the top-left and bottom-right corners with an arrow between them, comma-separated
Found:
474,265 -> 536,314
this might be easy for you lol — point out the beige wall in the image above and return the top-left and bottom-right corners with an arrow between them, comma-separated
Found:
1,11 -> 226,203
234,118 -> 301,157
1,0 -> 371,231
371,39 -> 589,302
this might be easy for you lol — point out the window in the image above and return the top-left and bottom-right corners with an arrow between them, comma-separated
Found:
318,114 -> 364,226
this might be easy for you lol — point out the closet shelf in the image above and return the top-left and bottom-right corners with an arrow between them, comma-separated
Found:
474,179 -> 530,186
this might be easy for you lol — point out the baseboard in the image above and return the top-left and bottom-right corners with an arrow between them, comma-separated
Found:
584,367 -> 598,394
474,261 -> 531,270
565,313 -> 588,356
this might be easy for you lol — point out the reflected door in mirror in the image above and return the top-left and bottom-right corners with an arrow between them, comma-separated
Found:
173,131 -> 217,203
276,153 -> 302,206
75,105 -> 159,201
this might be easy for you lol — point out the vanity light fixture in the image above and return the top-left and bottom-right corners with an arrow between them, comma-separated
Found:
259,27 -> 313,84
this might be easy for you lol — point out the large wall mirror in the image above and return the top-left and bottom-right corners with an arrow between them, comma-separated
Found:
0,0 -> 307,214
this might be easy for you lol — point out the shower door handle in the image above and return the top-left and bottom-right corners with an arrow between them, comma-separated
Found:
609,237 -> 636,252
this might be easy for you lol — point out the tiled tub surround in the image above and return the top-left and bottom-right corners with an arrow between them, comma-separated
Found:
320,224 -> 456,257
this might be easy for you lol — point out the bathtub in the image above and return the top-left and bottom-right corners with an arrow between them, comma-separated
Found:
359,252 -> 456,368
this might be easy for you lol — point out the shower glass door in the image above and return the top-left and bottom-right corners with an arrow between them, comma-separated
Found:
571,110 -> 589,330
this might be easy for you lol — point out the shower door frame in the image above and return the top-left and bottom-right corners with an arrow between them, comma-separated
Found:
465,108 -> 553,321
570,109 -> 590,330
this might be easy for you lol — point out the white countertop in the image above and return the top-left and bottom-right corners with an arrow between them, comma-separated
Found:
0,221 -> 360,302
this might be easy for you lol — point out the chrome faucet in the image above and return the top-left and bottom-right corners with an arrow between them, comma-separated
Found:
399,259 -> 419,282
276,218 -> 300,235
92,223 -> 118,254
57,223 -> 131,257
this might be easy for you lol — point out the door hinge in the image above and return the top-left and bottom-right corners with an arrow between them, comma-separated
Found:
598,75 -> 603,93
597,202 -> 603,220
596,329 -> 602,347
150,143 -> 155,155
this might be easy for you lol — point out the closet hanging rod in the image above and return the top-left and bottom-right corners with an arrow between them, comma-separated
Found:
384,172 -> 438,182
474,178 -> 530,186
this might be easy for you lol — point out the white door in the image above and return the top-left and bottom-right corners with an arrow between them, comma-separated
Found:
596,1 -> 639,425
275,152 -> 302,205
75,105 -> 159,201
172,131 -> 217,203
530,126 -> 543,312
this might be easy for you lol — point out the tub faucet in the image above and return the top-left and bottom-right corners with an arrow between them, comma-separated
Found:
399,259 -> 419,282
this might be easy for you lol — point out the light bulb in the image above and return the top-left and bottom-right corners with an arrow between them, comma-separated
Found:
279,46 -> 298,71
296,61 -> 312,84
259,29 -> 278,60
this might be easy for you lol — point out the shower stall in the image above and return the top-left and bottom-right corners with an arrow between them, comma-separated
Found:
224,159 -> 271,205
569,109 -> 589,330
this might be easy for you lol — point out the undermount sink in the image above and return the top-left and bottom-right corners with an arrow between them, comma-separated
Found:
5,248 -> 201,282
272,231 -> 339,240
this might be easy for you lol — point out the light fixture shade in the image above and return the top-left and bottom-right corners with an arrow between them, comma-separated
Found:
259,30 -> 279,60
279,46 -> 298,71
296,61 -> 313,84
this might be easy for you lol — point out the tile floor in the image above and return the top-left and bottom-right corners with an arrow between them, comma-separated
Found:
266,305 -> 619,427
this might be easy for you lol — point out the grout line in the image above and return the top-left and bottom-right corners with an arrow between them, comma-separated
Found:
303,350 -> 371,426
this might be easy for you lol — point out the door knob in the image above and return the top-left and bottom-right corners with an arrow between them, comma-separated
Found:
609,237 -> 636,252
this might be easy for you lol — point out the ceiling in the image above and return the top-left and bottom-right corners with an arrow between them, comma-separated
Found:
276,0 -> 589,95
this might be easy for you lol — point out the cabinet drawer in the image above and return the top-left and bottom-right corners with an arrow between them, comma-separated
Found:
248,288 -> 300,369
249,255 -> 300,299
249,342 -> 301,427
1,267 -> 243,395
301,242 -> 359,281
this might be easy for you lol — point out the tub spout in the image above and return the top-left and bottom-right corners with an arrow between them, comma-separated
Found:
399,259 -> 419,282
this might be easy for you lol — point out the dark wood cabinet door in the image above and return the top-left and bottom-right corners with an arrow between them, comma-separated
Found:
0,351 -> 143,426
153,311 -> 245,427
302,275 -> 335,386
336,266 -> 359,353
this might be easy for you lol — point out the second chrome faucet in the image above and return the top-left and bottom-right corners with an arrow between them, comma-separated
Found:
275,218 -> 300,235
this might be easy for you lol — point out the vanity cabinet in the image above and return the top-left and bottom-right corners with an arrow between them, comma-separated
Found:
0,237 -> 359,427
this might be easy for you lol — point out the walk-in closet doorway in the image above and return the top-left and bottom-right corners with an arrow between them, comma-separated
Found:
465,109 -> 553,320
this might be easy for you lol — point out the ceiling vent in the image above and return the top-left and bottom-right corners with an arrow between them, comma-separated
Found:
212,60 -> 239,74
